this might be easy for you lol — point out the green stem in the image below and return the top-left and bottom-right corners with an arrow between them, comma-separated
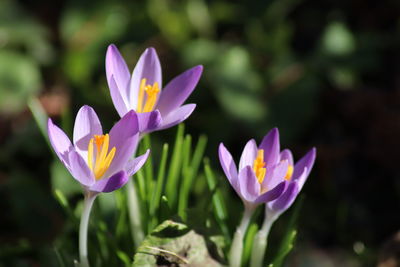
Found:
250,209 -> 277,267
79,192 -> 97,267
229,206 -> 255,267
127,137 -> 145,248
127,178 -> 144,247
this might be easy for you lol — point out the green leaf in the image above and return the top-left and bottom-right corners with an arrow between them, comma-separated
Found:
149,143 -> 169,231
116,250 -> 131,266
242,223 -> 259,266
28,97 -> 50,147
141,135 -> 154,202
270,196 -> 303,267
133,220 -> 224,266
204,159 -> 230,241
165,124 -> 185,209
178,134 -> 207,219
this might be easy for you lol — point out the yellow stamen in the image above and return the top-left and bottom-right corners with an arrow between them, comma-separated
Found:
88,138 -> 94,171
285,165 -> 294,181
137,78 -> 160,113
137,78 -> 147,112
94,134 -> 109,175
253,149 -> 267,184
87,134 -> 116,180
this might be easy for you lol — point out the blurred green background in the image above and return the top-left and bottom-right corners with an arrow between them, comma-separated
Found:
1,0 -> 399,266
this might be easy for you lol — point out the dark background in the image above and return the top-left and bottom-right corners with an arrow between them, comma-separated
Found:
0,0 -> 399,266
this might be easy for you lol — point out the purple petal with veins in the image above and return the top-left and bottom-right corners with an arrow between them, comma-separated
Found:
259,128 -> 280,166
73,105 -> 103,160
156,65 -> 203,117
129,47 -> 162,108
239,139 -> 258,170
218,143 -> 240,194
238,166 -> 260,202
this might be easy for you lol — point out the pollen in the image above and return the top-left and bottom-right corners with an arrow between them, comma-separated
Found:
87,134 -> 116,180
253,149 -> 267,184
137,78 -> 160,113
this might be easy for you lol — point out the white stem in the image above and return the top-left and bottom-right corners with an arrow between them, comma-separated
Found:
250,209 -> 278,267
127,178 -> 144,247
79,192 -> 97,267
229,206 -> 255,267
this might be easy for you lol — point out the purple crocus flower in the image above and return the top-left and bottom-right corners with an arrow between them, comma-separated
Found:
266,141 -> 316,216
105,44 -> 203,133
218,128 -> 291,208
47,105 -> 149,194
249,129 -> 316,267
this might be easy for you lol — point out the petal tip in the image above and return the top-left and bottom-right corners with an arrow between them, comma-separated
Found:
144,47 -> 158,58
193,65 -> 204,74
270,127 -> 279,137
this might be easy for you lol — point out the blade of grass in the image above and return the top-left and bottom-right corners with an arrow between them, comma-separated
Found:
53,246 -> 66,267
204,158 -> 228,221
178,135 -> 207,219
115,189 -> 128,241
149,143 -> 169,231
159,195 -> 172,222
28,97 -> 49,146
135,170 -> 150,235
204,158 -> 230,241
269,196 -> 303,267
242,223 -> 259,266
177,134 -> 192,219
141,135 -> 154,202
165,124 -> 185,210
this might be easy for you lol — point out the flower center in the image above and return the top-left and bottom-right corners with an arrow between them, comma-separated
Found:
87,134 -> 116,180
137,78 -> 160,113
253,149 -> 266,184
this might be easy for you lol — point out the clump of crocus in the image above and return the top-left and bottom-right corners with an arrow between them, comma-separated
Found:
219,128 -> 290,267
106,44 -> 203,133
47,105 -> 149,267
250,131 -> 316,267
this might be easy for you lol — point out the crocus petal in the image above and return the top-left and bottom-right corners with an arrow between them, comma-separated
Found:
280,149 -> 293,165
156,65 -> 203,117
259,128 -> 280,166
157,104 -> 196,130
68,151 -> 95,186
105,111 -> 139,177
261,160 -> 289,191
109,75 -> 130,117
48,118 -> 73,169
238,166 -> 260,202
293,147 -> 316,180
125,149 -> 150,176
106,44 -> 131,107
129,47 -> 162,109
89,170 -> 129,193
270,181 -> 299,212
239,139 -> 258,170
73,105 -> 103,160
218,143 -> 240,194
136,110 -> 163,133
255,180 -> 288,203
295,167 -> 309,191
